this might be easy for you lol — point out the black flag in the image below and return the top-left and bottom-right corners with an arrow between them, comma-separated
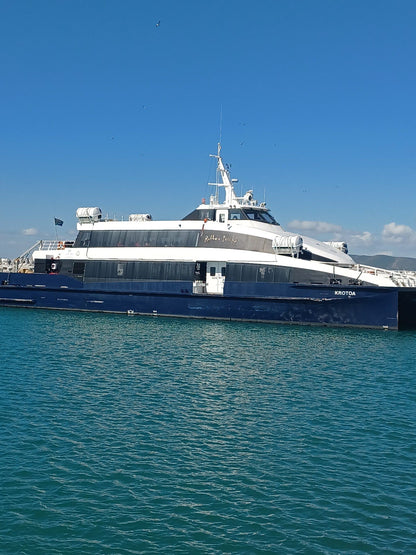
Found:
54,218 -> 64,226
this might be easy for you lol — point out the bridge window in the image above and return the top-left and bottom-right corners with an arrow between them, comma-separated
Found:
242,209 -> 278,225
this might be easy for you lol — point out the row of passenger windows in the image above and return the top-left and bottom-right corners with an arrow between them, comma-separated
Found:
228,264 -> 329,284
36,257 -> 331,285
66,260 -> 300,283
74,230 -> 200,249
81,262 -> 320,284
227,264 -> 291,283
78,261 -> 293,283
84,261 -> 196,281
73,230 -> 274,254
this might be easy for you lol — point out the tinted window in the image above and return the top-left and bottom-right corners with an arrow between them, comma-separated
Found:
73,262 -> 86,276
242,209 -> 278,225
74,231 -> 91,248
83,260 -> 195,282
229,209 -> 245,220
226,263 -> 291,283
88,230 -> 200,248
182,209 -> 216,221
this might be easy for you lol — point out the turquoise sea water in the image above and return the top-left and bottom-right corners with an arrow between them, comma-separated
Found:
1,308 -> 415,554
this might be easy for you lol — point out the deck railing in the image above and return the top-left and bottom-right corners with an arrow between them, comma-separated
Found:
353,264 -> 416,287
38,240 -> 74,251
0,240 -> 74,273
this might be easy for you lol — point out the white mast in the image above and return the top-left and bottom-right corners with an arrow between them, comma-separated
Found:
209,143 -> 240,207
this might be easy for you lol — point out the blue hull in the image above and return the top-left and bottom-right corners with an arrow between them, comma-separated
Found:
0,271 -> 402,329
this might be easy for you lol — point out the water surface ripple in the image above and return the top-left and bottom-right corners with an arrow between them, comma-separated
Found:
1,309 -> 415,553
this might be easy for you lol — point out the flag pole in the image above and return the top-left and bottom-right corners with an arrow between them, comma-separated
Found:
54,218 -> 64,243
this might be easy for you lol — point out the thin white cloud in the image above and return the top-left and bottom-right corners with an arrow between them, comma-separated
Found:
287,220 -> 342,234
22,228 -> 38,236
349,231 -> 374,246
382,222 -> 416,244
286,219 -> 416,257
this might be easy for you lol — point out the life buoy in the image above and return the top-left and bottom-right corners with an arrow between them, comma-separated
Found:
57,241 -> 64,250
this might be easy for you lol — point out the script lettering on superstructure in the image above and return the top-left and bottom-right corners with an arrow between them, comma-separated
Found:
203,233 -> 238,245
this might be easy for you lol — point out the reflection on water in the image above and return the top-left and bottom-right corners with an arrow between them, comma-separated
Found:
1,309 -> 416,553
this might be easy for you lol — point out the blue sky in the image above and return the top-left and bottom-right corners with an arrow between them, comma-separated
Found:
1,0 -> 416,258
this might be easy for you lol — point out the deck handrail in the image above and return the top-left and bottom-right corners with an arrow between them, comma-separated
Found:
353,263 -> 416,287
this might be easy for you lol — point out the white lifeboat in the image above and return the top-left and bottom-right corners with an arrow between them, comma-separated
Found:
272,235 -> 303,257
76,207 -> 102,223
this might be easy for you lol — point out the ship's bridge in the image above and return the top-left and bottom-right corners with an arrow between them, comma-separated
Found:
182,206 -> 279,225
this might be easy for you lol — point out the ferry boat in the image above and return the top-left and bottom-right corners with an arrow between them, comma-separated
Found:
1,144 -> 416,329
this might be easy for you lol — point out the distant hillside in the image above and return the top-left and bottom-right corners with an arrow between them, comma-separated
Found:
352,254 -> 416,271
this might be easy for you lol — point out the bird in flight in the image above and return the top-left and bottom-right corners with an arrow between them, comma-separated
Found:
156,20 -> 160,27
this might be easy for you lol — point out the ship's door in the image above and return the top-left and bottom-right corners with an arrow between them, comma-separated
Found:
216,210 -> 228,223
205,262 -> 226,295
